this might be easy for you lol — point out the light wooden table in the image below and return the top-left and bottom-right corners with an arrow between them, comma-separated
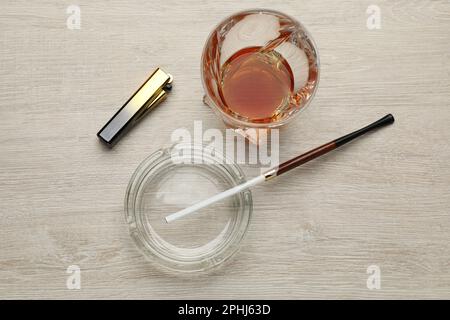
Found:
1,0 -> 449,299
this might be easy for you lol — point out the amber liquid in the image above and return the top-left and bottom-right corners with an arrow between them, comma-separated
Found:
219,47 -> 294,123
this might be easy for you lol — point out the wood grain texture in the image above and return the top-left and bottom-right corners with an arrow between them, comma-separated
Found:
0,0 -> 449,299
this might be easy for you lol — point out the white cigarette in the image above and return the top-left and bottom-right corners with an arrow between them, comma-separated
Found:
165,175 -> 265,223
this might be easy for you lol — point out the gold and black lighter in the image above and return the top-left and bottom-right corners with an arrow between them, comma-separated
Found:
97,68 -> 173,147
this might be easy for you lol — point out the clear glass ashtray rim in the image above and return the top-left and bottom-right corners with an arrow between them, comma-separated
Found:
124,143 -> 253,273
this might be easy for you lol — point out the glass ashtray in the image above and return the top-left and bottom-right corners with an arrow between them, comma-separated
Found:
125,143 -> 253,273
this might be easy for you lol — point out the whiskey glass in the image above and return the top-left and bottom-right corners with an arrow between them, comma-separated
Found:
201,9 -> 320,136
